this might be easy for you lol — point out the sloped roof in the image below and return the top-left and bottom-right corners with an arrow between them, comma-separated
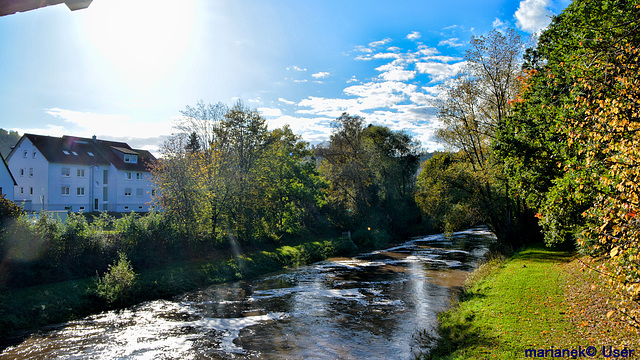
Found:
1,153 -> 17,186
93,140 -> 156,172
11,134 -> 156,171
23,134 -> 111,166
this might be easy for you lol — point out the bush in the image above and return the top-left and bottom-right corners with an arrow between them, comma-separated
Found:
95,252 -> 137,306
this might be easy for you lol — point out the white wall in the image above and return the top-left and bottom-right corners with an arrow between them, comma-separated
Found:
8,137 -> 49,210
115,169 -> 154,212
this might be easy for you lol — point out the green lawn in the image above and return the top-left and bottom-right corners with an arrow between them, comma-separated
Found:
425,245 -> 580,359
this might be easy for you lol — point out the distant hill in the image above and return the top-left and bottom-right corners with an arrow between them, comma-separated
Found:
0,129 -> 20,158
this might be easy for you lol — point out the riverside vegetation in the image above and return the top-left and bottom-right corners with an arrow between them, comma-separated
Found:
2,0 -> 640,352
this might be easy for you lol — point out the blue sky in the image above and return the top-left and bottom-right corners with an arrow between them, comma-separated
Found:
0,0 -> 570,154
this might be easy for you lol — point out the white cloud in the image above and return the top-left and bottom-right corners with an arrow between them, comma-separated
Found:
492,18 -> 507,30
279,98 -> 296,105
258,107 -> 283,117
438,38 -> 464,48
347,76 -> 359,83
311,72 -> 331,79
375,64 -> 416,81
267,115 -> 334,143
406,31 -> 421,40
288,65 -> 307,71
369,38 -> 392,48
514,0 -> 553,33
416,61 -> 466,82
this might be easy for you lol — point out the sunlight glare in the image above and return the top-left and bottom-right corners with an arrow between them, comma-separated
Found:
81,0 -> 196,89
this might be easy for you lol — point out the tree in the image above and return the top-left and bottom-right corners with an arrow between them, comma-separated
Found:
185,131 -> 201,153
154,101 -> 327,245
0,128 -> 20,158
434,28 -> 525,242
495,0 -> 640,327
316,113 -> 421,240
415,152 -> 480,233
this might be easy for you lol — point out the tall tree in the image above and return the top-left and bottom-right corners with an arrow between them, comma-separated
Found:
316,113 -> 421,239
434,28 -> 525,242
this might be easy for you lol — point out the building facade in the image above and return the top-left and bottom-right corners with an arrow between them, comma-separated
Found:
7,134 -> 156,212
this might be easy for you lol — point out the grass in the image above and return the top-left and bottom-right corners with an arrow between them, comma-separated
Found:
424,244 -> 582,359
0,237 -> 357,343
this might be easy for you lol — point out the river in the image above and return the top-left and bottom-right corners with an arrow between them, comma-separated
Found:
0,228 -> 494,359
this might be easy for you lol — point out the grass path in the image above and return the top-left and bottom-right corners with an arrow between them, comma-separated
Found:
425,245 -> 640,359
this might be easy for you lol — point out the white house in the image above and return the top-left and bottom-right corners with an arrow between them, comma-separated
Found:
0,153 -> 17,201
7,134 -> 157,212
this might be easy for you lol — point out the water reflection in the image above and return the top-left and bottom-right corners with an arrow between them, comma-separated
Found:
0,228 -> 494,359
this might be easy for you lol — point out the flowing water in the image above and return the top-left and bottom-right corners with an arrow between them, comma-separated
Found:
1,228 -> 494,359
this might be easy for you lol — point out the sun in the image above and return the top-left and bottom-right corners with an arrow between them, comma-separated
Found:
80,0 -> 196,89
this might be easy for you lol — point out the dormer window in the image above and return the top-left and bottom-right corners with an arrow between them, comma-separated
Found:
87,152 -> 94,157
124,154 -> 138,163
72,151 -> 78,156
62,150 -> 70,155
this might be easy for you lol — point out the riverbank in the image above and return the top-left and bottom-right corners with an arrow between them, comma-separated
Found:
0,237 -> 356,343
424,245 -> 640,359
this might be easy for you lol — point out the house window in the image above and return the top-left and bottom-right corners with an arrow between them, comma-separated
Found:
29,168 -> 33,177
20,169 -> 24,177
124,154 -> 138,163
79,206 -> 85,211
103,187 -> 109,201
136,172 -> 142,180
61,186 -> 70,196
20,187 -> 23,194
124,188 -> 132,196
77,169 -> 85,178
61,168 -> 70,177
30,187 -> 33,195
23,150 -> 27,158
136,188 -> 143,197
124,206 -> 129,210
32,151 -> 36,159
152,189 -> 156,197
77,187 -> 85,196
138,206 -> 143,210
62,150 -> 70,155
125,172 -> 132,180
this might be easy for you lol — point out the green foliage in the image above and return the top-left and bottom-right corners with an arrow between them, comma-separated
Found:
495,0 -> 640,328
433,28 -> 529,245
415,153 -> 480,233
95,252 -> 136,306
316,113 -> 422,241
154,101 -> 328,245
0,128 -> 20,158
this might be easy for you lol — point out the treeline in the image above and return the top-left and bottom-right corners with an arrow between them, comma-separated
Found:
0,102 -> 426,291
416,0 -> 640,329
153,102 -> 423,248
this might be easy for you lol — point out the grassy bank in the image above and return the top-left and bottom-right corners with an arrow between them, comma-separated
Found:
424,245 -> 640,359
0,237 -> 356,342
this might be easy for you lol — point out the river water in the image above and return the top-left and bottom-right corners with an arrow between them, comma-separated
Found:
1,228 -> 494,359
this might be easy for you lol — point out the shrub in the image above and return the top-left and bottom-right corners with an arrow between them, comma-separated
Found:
95,252 -> 137,306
